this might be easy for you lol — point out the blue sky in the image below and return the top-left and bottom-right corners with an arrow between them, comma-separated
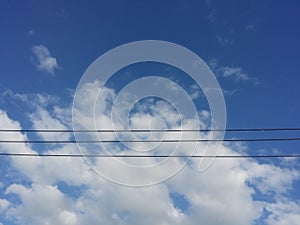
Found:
0,0 -> 300,224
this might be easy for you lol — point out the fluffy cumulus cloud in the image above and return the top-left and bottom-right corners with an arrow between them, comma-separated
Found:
0,199 -> 9,213
32,45 -> 58,75
5,184 -> 79,225
0,84 -> 299,225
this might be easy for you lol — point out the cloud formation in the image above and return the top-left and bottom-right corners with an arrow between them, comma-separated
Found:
217,36 -> 234,46
32,45 -> 58,75
0,86 -> 299,225
245,24 -> 256,32
209,58 -> 259,84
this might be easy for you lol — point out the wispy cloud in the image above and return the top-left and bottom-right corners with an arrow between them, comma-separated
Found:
204,0 -> 216,23
221,66 -> 250,81
205,0 -> 213,6
27,29 -> 35,37
245,24 -> 256,32
31,45 -> 58,75
208,9 -> 216,23
223,89 -> 237,96
209,58 -> 259,84
217,36 -> 234,46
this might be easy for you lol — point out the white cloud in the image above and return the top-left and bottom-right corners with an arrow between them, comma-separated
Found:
245,24 -> 256,32
6,184 -> 79,225
0,86 -> 299,225
27,29 -> 35,37
217,36 -> 234,46
223,89 -> 237,96
265,199 -> 300,225
29,107 -> 71,141
208,9 -> 216,23
246,161 -> 299,195
32,45 -> 58,75
222,66 -> 250,81
189,84 -> 202,99
0,199 -> 9,213
205,0 -> 216,23
205,0 -> 213,6
209,58 -> 259,84
167,153 -> 261,224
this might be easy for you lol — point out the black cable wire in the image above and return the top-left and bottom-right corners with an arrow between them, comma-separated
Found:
0,152 -> 300,158
1,137 -> 300,143
1,128 -> 300,158
1,127 -> 300,133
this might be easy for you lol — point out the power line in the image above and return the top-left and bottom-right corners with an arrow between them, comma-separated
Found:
1,128 -> 299,158
1,127 -> 300,133
1,137 -> 300,144
0,152 -> 300,158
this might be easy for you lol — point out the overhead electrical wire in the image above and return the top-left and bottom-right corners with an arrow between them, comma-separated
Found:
1,127 -> 300,133
1,137 -> 300,144
0,127 -> 300,158
0,152 -> 300,158
1,127 -> 300,143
